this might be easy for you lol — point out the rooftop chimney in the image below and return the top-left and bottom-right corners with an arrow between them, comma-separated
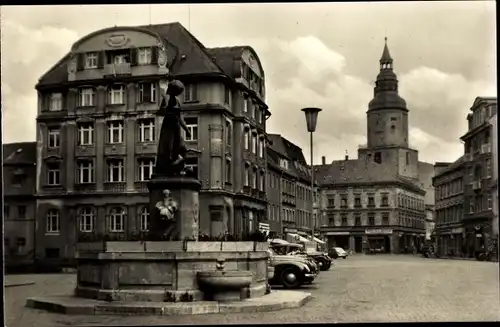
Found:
321,156 -> 326,165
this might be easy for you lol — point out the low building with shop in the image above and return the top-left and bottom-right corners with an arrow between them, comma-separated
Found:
3,142 -> 37,271
433,156 -> 465,257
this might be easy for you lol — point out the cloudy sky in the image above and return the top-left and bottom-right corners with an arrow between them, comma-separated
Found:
1,2 -> 496,164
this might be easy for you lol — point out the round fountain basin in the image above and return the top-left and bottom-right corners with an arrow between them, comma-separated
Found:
197,270 -> 253,290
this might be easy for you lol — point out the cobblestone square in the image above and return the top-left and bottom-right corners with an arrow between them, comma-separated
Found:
6,255 -> 499,326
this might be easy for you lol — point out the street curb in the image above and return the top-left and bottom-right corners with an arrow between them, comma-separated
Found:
25,290 -> 312,316
5,281 -> 35,288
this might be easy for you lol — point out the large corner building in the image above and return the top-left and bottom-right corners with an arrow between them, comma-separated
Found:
34,22 -> 270,266
316,39 -> 433,254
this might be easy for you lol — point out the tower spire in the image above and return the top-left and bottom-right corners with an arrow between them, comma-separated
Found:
380,37 -> 393,69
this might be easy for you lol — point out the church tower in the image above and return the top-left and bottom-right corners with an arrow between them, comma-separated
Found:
358,38 -> 419,180
367,37 -> 409,148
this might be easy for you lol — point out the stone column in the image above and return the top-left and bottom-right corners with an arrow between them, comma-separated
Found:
127,204 -> 137,235
95,118 -> 105,192
209,124 -> 223,190
97,206 -> 107,235
148,176 -> 202,241
126,83 -> 137,111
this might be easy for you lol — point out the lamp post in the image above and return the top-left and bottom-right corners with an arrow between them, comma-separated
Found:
301,107 -> 322,244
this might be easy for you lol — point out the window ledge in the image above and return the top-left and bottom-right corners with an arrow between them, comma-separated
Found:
45,232 -> 60,236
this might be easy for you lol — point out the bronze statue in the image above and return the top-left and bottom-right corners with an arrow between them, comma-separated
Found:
154,79 -> 192,177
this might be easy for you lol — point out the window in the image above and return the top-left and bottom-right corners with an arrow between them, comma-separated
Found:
78,88 -> 95,107
244,131 -> 249,150
109,208 -> 125,232
138,47 -> 152,65
253,168 -> 258,189
341,215 -> 348,226
17,205 -> 26,218
185,157 -> 198,179
224,86 -> 231,106
382,213 -> 389,225
138,158 -> 154,181
368,195 -> 375,207
381,194 -> 389,207
340,197 -> 348,208
487,194 -> 492,210
244,166 -> 250,186
327,197 -> 335,208
48,128 -> 60,148
374,152 -> 382,164
469,199 -> 474,214
77,160 -> 94,184
138,119 -> 155,142
46,209 -> 60,233
354,196 -> 361,208
243,97 -> 248,112
225,158 -> 232,184
49,93 -> 63,111
47,163 -> 60,186
138,82 -> 156,103
225,119 -> 232,146
256,108 -> 262,124
355,215 -> 361,226
80,207 -> 95,232
107,159 -> 124,182
113,54 -> 128,64
78,122 -> 94,145
251,134 -> 257,153
140,207 -> 150,231
16,237 -> 26,253
184,117 -> 198,141
184,84 -> 197,102
259,172 -> 265,191
107,121 -> 124,144
85,52 -> 98,68
108,85 -> 125,105
486,159 -> 491,178
368,214 -> 375,226
259,139 -> 264,158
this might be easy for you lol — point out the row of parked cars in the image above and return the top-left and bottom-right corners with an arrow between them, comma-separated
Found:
266,239 -> 349,289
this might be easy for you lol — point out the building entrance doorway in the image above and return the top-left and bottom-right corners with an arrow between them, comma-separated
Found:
354,236 -> 363,253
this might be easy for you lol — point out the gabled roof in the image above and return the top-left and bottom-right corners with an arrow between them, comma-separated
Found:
3,142 -> 37,165
37,22 -> 226,87
267,134 -> 311,181
471,96 -> 497,111
434,156 -> 464,178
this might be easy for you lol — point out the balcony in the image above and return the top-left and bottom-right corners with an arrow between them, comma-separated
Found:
104,182 -> 126,192
134,182 -> 148,192
472,181 -> 482,190
103,63 -> 131,77
480,143 -> 492,154
75,183 -> 96,193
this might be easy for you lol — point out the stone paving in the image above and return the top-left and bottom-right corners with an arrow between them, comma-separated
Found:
5,255 -> 500,326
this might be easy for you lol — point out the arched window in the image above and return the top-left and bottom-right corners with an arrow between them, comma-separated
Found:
46,209 -> 60,233
80,207 -> 95,232
140,207 -> 150,232
109,207 -> 125,232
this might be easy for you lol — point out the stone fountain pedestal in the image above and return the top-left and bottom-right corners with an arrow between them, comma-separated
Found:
147,175 -> 202,241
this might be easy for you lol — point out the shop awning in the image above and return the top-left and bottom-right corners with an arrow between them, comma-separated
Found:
296,235 -> 311,243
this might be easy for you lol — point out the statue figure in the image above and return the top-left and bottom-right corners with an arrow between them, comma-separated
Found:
154,79 -> 193,177
153,189 -> 179,240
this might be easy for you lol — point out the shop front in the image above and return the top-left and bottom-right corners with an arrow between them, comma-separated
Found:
325,231 -> 350,251
365,228 -> 393,253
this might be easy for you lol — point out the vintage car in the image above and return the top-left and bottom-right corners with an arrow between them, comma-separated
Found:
329,247 -> 349,259
267,248 -> 318,288
270,241 -> 332,271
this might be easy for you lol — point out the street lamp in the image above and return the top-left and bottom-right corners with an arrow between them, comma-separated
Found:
301,107 -> 322,244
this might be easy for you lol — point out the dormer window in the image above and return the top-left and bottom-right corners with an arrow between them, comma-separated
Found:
85,52 -> 98,69
137,48 -> 152,65
108,85 -> 125,105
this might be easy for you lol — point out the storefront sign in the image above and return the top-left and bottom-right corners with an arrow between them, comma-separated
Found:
365,228 -> 393,235
452,228 -> 464,234
258,222 -> 270,233
325,232 -> 350,236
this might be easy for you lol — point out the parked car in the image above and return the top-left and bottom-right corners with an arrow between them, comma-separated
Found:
267,248 -> 318,288
329,247 -> 349,259
270,241 -> 332,271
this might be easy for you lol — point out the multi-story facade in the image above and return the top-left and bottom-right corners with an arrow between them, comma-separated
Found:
433,157 -> 465,256
265,134 -> 316,241
3,142 -> 37,270
316,39 -> 427,254
34,23 -> 270,266
424,204 -> 435,242
490,113 -> 498,240
460,96 -> 497,257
